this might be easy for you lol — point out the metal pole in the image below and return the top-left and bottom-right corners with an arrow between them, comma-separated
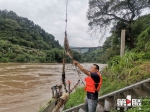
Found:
120,30 -> 125,57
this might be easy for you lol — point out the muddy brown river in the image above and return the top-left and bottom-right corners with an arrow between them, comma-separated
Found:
0,63 -> 107,112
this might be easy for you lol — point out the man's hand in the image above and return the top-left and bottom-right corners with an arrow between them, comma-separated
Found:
73,60 -> 79,66
72,60 -> 90,76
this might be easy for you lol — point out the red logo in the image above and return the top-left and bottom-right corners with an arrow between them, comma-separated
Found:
126,99 -> 131,104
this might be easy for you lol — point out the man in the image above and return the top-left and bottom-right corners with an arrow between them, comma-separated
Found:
73,60 -> 102,112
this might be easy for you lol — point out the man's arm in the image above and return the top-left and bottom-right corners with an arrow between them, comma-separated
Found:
73,60 -> 90,76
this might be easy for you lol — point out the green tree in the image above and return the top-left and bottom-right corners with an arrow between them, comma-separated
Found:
136,26 -> 150,52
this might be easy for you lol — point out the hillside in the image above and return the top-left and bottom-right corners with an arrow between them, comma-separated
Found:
0,10 -> 63,62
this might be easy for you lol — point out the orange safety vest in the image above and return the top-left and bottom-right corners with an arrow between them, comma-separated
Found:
84,72 -> 102,93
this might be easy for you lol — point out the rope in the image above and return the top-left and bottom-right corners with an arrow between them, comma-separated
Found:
61,0 -> 69,93
74,65 -> 85,86
63,0 -> 85,87
62,51 -> 68,93
65,0 -> 68,35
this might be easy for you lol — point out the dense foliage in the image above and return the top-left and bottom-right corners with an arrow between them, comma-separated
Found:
0,10 -> 81,62
136,25 -> 150,52
81,49 -> 104,62
0,10 -> 61,49
64,87 -> 86,110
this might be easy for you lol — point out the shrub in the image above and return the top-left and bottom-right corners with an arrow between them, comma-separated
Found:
142,51 -> 150,60
136,26 -> 150,52
64,87 -> 86,110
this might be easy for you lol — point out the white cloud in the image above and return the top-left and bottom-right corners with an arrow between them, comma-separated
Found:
0,0 -> 105,47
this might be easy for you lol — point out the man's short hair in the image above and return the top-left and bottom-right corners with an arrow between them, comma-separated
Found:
93,64 -> 99,71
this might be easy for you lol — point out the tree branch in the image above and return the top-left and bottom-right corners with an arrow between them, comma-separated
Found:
106,13 -> 130,24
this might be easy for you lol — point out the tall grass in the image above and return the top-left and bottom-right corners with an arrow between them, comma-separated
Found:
38,105 -> 46,112
64,87 -> 86,110
38,99 -> 55,112
108,51 -> 139,74
101,51 -> 150,95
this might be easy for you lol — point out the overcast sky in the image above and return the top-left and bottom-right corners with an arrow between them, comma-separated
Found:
0,0 -> 107,47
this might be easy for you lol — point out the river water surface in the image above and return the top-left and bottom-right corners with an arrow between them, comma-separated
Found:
0,63 -> 107,112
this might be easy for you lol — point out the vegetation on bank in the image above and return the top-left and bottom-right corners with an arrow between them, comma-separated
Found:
0,10 -> 81,63
101,54 -> 150,96
64,87 -> 86,110
38,99 -> 55,112
100,24 -> 150,96
38,105 -> 46,112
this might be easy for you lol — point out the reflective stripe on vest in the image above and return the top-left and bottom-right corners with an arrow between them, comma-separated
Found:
84,72 -> 102,93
